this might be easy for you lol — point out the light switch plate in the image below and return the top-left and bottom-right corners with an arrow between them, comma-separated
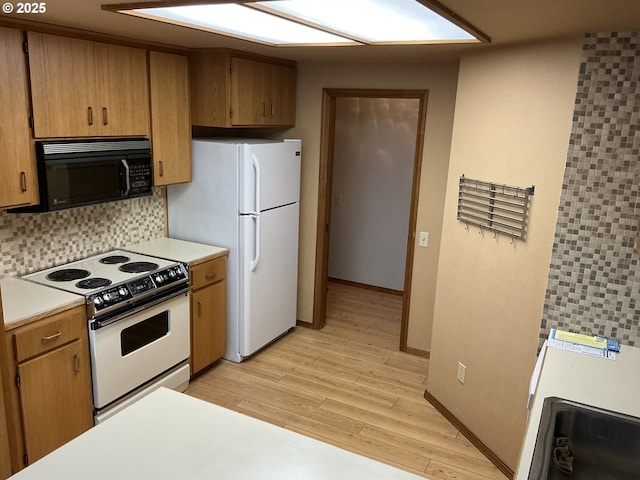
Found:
419,231 -> 429,247
457,362 -> 466,384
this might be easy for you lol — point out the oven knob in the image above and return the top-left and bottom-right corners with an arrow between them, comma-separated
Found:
119,287 -> 128,296
169,270 -> 176,278
93,296 -> 103,306
155,274 -> 164,284
103,293 -> 111,302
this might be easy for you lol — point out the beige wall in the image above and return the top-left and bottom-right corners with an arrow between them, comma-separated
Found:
277,61 -> 459,352
426,37 -> 583,469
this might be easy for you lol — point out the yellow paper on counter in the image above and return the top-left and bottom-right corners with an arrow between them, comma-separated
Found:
554,330 -> 606,349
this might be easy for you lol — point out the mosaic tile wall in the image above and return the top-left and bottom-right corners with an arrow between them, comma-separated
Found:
541,32 -> 640,346
0,188 -> 166,279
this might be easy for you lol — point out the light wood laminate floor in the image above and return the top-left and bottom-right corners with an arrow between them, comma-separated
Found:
187,281 -> 507,480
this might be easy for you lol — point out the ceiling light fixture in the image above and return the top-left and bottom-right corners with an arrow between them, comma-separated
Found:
105,0 -> 489,47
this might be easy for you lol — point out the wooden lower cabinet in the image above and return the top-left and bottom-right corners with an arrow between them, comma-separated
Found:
190,256 -> 227,376
3,305 -> 93,473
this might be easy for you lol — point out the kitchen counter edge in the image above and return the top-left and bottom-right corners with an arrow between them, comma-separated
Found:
514,343 -> 640,478
1,277 -> 86,331
124,237 -> 228,266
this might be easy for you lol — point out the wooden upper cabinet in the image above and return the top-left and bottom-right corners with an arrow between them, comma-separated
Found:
0,27 -> 38,210
230,57 -> 270,126
94,42 -> 149,136
191,50 -> 296,128
149,51 -> 192,186
268,62 -> 296,126
27,31 -> 149,138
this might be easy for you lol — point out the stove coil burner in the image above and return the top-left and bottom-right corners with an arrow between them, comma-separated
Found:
119,261 -> 159,273
46,269 -> 91,282
100,255 -> 131,264
76,278 -> 112,289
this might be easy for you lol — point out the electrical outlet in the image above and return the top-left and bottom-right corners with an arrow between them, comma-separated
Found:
457,362 -> 466,384
419,231 -> 429,247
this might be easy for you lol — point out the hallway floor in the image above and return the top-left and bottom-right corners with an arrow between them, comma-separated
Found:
187,281 -> 507,479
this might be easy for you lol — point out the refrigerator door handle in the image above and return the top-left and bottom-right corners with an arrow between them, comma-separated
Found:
250,213 -> 261,271
252,153 -> 261,215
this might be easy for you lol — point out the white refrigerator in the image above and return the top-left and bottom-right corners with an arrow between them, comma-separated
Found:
167,139 -> 301,363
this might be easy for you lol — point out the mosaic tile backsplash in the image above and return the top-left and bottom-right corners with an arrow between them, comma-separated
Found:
541,32 -> 640,347
0,188 -> 166,279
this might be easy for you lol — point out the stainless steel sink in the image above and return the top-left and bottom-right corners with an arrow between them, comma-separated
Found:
528,397 -> 640,479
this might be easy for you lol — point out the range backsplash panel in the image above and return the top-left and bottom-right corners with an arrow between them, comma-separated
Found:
0,188 -> 166,279
541,32 -> 640,347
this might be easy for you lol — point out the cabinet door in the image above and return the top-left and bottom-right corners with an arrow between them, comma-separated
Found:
191,280 -> 226,375
149,51 -> 192,185
230,57 -> 269,126
0,27 -> 38,209
268,63 -> 296,126
0,288 -> 12,479
95,42 -> 149,136
27,32 -> 97,138
17,339 -> 93,465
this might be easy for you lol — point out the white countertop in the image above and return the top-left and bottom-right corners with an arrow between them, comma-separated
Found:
514,343 -> 640,478
10,387 -> 426,480
1,277 -> 85,330
125,237 -> 228,266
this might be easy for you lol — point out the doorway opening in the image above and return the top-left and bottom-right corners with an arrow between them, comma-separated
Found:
312,88 -> 428,352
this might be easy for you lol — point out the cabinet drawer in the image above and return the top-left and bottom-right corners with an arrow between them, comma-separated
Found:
11,306 -> 86,362
191,256 -> 226,290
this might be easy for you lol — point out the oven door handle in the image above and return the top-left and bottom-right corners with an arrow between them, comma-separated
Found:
121,159 -> 130,197
91,285 -> 190,330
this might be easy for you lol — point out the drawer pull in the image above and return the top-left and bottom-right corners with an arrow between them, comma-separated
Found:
205,273 -> 217,280
41,331 -> 62,343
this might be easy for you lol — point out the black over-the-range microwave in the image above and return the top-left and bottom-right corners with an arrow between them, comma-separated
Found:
10,138 -> 153,213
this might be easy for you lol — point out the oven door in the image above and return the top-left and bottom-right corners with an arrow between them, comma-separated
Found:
89,290 -> 190,410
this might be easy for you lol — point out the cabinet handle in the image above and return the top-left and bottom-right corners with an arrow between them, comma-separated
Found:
205,273 -> 217,280
20,172 -> 27,192
263,102 -> 266,117
197,301 -> 202,317
159,161 -> 164,177
88,107 -> 93,126
271,103 -> 274,117
102,107 -> 108,126
41,331 -> 62,343
74,354 -> 81,373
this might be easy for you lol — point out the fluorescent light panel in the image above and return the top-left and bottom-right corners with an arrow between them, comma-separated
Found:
132,4 -> 356,45
252,0 -> 476,43
124,0 -> 480,46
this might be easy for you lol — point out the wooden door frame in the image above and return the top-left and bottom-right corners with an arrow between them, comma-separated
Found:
312,88 -> 428,352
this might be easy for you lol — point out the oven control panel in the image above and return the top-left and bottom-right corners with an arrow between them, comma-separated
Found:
89,264 -> 188,314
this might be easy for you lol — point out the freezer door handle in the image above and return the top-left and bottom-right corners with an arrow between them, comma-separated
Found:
252,153 -> 261,215
250,214 -> 261,271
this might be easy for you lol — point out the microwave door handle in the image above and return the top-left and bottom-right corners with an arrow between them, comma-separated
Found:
121,159 -> 130,197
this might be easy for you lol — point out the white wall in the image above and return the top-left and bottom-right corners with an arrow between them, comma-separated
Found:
426,37 -> 583,469
328,97 -> 419,291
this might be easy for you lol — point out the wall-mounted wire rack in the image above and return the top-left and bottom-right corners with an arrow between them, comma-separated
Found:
457,175 -> 535,240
